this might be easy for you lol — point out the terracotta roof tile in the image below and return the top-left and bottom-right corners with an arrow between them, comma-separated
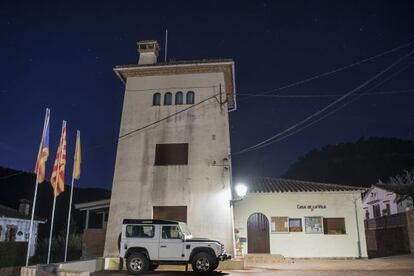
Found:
246,177 -> 366,193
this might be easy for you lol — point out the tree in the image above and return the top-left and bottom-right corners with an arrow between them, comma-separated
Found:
284,137 -> 414,186
379,169 -> 414,202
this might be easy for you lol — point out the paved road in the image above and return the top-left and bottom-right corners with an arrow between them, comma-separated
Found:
93,269 -> 414,276
92,255 -> 414,276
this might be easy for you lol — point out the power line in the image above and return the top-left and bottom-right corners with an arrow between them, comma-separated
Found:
235,61 -> 413,155
238,40 -> 414,102
119,93 -> 221,140
237,88 -> 414,98
0,171 -> 26,181
233,48 -> 414,155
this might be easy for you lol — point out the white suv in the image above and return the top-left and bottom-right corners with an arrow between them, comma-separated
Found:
119,219 -> 231,274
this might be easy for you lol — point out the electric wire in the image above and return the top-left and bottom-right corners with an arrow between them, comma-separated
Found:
237,88 -> 414,98
119,94 -> 222,140
234,60 -> 413,155
233,48 -> 414,155
238,40 -> 414,101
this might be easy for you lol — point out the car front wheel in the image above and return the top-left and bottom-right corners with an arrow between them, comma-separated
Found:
126,252 -> 149,275
192,252 -> 216,274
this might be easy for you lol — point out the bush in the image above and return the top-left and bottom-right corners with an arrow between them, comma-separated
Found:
0,242 -> 27,268
31,234 -> 82,264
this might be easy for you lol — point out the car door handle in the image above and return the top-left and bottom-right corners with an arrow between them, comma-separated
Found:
160,245 -> 167,248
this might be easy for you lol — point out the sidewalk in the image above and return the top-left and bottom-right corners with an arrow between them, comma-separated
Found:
247,255 -> 414,272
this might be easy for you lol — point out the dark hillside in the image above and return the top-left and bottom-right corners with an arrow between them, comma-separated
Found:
284,137 -> 414,187
0,167 -> 111,238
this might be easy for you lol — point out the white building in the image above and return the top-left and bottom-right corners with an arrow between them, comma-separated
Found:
233,177 -> 368,258
104,40 -> 236,257
362,185 -> 413,219
0,200 -> 46,257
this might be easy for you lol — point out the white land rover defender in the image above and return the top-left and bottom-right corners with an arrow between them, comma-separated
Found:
119,219 -> 231,274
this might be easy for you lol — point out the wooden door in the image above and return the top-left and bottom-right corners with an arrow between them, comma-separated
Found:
247,213 -> 270,253
153,206 -> 187,222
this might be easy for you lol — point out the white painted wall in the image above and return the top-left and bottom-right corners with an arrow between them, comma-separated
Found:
0,217 -> 41,257
362,186 -> 414,219
233,192 -> 368,258
104,70 -> 234,257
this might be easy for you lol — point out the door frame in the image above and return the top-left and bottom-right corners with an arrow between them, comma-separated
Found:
247,212 -> 270,254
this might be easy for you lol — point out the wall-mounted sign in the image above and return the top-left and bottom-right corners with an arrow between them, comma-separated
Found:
304,216 -> 323,233
297,204 -> 326,211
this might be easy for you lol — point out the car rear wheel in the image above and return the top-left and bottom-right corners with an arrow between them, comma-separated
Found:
126,252 -> 149,275
192,252 -> 216,274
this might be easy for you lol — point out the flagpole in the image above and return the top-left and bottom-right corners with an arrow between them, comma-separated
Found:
47,120 -> 66,264
26,108 -> 50,266
64,130 -> 79,262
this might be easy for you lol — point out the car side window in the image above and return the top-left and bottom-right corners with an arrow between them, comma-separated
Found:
126,225 -> 155,238
162,225 -> 181,239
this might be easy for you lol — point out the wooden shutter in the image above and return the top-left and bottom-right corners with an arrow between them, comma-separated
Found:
153,206 -> 187,222
155,143 -> 188,165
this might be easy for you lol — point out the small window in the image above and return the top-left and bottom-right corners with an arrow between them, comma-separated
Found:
373,204 -> 381,218
289,218 -> 302,232
153,93 -> 161,106
126,225 -> 155,238
155,143 -> 188,165
383,203 -> 390,216
162,226 -> 182,239
175,91 -> 183,105
323,218 -> 346,234
164,92 -> 172,105
186,91 -> 195,104
365,210 -> 370,220
304,216 -> 323,234
140,44 -> 147,50
271,216 -> 288,233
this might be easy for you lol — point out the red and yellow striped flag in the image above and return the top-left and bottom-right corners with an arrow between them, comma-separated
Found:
50,122 -> 67,196
34,109 -> 50,183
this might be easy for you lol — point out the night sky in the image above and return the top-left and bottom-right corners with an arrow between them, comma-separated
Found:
1,1 -> 413,190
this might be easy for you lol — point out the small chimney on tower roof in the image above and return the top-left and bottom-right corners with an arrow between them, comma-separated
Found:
137,40 -> 160,65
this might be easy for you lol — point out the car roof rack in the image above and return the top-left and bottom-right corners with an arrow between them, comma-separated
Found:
123,219 -> 180,225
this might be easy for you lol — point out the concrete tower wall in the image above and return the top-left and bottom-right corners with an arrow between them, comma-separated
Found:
104,71 -> 234,257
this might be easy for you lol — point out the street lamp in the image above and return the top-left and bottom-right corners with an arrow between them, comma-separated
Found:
231,183 -> 248,206
235,183 -> 248,198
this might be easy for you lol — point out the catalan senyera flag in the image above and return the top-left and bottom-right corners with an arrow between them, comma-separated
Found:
50,122 -> 67,196
73,131 -> 81,180
34,109 -> 50,183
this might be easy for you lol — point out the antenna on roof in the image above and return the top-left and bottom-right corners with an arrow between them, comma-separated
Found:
164,29 -> 168,62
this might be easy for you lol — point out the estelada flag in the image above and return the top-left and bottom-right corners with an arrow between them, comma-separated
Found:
50,121 -> 67,196
73,131 -> 81,180
34,109 -> 50,183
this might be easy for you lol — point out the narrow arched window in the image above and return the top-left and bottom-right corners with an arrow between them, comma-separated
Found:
153,93 -> 161,106
164,92 -> 172,105
186,91 -> 195,104
175,91 -> 183,105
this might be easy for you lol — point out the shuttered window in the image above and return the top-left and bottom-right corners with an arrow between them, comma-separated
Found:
323,218 -> 346,234
154,143 -> 188,165
271,216 -> 288,233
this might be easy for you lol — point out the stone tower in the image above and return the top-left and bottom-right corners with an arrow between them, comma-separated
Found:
104,40 -> 237,257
